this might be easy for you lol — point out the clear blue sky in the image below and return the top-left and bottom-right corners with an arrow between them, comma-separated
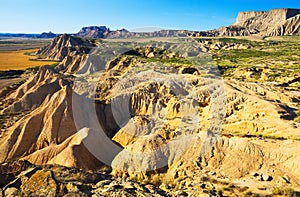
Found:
1,0 -> 299,33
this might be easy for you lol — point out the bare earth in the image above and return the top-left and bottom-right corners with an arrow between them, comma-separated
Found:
0,78 -> 23,90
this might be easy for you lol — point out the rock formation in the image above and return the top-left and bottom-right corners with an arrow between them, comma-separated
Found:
76,26 -> 110,38
219,8 -> 300,36
0,34 -> 299,196
36,34 -> 95,61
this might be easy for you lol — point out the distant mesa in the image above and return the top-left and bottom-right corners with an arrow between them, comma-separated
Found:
75,26 -> 131,38
74,26 -> 212,38
76,26 -> 109,38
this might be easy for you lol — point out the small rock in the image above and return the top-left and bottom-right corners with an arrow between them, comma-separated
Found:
250,172 -> 259,177
209,189 -> 217,196
145,184 -> 156,193
258,186 -> 267,190
159,183 -> 171,192
123,182 -> 136,190
200,183 -> 206,189
4,188 -> 19,197
281,176 -> 290,184
174,190 -> 188,196
133,182 -> 146,191
106,181 -> 123,190
256,175 -> 262,181
147,52 -> 155,58
95,180 -> 111,188
261,174 -> 272,181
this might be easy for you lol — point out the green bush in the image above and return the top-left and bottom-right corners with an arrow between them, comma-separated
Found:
50,62 -> 59,69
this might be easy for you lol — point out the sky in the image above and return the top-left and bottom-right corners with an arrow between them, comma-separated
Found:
0,0 -> 300,33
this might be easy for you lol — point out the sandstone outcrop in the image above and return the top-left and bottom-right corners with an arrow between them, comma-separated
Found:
219,8 -> 300,36
36,34 -> 95,61
1,66 -> 69,113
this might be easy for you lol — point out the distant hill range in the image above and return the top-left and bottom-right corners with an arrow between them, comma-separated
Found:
1,8 -> 300,39
74,25 -> 214,38
0,31 -> 57,39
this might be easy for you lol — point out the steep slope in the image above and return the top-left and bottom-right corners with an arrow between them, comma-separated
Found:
219,8 -> 300,36
0,84 -> 77,163
23,128 -> 103,170
269,14 -> 300,36
1,66 -> 69,113
36,34 -> 95,61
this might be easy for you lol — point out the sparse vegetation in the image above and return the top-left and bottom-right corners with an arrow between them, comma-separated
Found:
196,37 -> 258,46
50,62 -> 60,69
212,36 -> 300,85
23,51 -> 36,56
147,56 -> 192,65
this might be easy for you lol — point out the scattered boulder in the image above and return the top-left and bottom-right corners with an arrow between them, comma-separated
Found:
250,172 -> 259,177
261,174 -> 273,182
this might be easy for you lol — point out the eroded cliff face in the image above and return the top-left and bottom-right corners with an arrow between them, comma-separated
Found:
233,11 -> 267,26
234,9 -> 300,27
220,8 -> 300,36
0,35 -> 300,196
36,34 -> 95,61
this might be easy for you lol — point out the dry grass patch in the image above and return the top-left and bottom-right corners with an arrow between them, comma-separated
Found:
0,49 -> 57,70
